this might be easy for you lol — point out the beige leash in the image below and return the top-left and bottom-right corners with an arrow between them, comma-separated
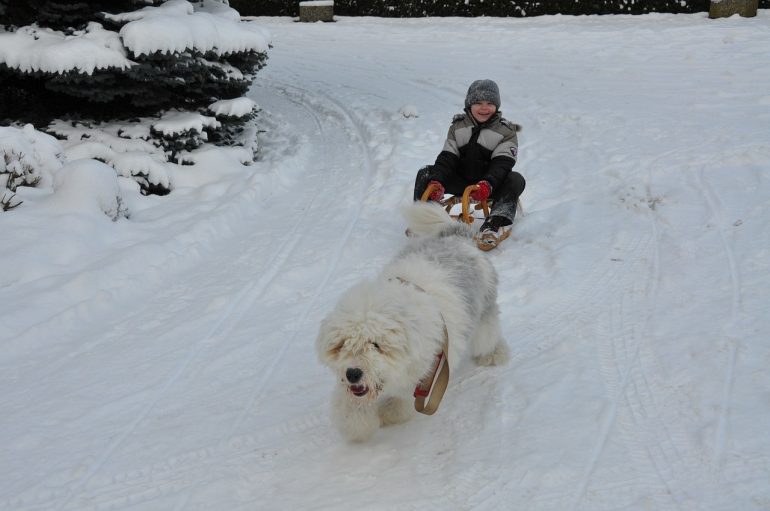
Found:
413,328 -> 449,415
391,276 -> 451,416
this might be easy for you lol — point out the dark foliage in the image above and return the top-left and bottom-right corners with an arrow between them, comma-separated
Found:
0,0 -> 266,127
233,0 -> 767,17
0,0 -> 139,30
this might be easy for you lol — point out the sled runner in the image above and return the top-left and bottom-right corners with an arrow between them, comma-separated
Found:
420,182 -> 511,251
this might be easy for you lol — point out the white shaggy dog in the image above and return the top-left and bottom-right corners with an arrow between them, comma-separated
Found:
316,202 -> 509,442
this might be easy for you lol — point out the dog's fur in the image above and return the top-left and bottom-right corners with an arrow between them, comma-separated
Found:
316,202 -> 509,442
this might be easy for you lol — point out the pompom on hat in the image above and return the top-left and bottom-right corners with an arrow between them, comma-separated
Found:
464,79 -> 501,109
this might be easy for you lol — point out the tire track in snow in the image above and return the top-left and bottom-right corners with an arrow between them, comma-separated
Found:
50,76 -> 378,511
12,413 -> 328,511
615,180 -> 740,510
567,166 -> 743,511
433,217 -> 656,510
506,230 -> 653,366
690,166 -> 742,468
567,232 -> 659,511
85,83 -> 381,509
566,198 -> 726,510
567,221 -> 688,510
228,79 -> 379,435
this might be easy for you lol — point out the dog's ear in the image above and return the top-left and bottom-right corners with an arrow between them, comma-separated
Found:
316,320 -> 344,362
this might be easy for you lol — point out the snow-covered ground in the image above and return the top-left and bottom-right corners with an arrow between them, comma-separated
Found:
2,11 -> 770,511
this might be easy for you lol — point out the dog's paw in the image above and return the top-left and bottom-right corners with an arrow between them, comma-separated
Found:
474,341 -> 510,366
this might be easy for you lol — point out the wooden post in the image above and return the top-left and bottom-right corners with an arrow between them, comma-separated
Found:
709,0 -> 758,18
299,1 -> 334,22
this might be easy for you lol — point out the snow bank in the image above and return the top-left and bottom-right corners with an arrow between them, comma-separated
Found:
51,159 -> 128,220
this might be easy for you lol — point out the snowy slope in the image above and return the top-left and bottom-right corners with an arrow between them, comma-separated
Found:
2,12 -> 770,511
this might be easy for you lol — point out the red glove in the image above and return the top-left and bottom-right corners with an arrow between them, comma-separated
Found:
427,180 -> 445,201
470,180 -> 491,201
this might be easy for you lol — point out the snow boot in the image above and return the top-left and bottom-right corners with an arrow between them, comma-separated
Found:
476,215 -> 511,251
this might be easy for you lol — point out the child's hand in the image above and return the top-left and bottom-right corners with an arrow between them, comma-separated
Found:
470,180 -> 491,201
427,181 -> 445,201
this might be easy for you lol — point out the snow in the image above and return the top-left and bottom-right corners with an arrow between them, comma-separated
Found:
119,10 -> 270,57
2,10 -> 770,511
208,97 -> 258,118
50,159 -> 128,220
151,111 -> 220,137
0,22 -> 132,75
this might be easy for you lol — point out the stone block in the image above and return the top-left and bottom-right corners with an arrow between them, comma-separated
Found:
299,1 -> 334,22
709,0 -> 758,18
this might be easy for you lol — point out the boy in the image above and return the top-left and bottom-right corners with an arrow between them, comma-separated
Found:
413,79 -> 525,249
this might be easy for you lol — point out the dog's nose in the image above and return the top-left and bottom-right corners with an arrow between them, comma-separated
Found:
346,368 -> 363,383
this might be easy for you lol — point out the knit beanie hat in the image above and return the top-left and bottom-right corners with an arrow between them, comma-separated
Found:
464,79 -> 501,109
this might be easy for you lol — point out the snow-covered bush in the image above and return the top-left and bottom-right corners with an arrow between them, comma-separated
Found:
49,119 -> 176,196
0,124 -> 64,210
45,102 -> 258,196
1,123 -> 128,219
205,97 -> 260,159
0,0 -> 270,196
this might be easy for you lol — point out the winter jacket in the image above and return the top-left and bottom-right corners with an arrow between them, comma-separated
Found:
431,111 -> 520,190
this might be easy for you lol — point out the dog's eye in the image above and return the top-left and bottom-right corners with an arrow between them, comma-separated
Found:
327,340 -> 345,358
371,342 -> 382,352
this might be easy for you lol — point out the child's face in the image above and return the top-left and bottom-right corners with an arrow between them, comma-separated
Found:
470,101 -> 497,123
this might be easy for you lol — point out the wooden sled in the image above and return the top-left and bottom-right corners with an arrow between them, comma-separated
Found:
420,183 -> 511,251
